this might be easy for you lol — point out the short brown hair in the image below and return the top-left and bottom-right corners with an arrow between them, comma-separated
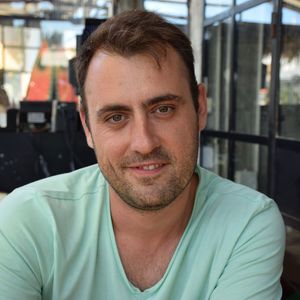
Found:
76,10 -> 199,120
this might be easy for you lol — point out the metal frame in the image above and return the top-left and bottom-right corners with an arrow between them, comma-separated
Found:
227,13 -> 236,180
201,130 -> 269,145
204,0 -> 268,26
143,0 -> 188,24
0,14 -> 83,23
0,0 -> 110,21
268,0 -> 282,198
202,0 -> 300,229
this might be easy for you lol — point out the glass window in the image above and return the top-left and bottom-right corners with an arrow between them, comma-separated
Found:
235,0 -> 250,5
0,19 -> 83,105
24,49 -> 39,72
41,21 -> 83,49
275,145 -> 300,220
205,0 -> 232,19
3,72 -> 23,106
204,18 -> 232,131
234,142 -> 268,194
201,137 -> 228,178
24,27 -> 41,48
37,22 -> 81,102
144,0 -> 188,32
20,72 -> 31,100
4,26 -> 23,46
279,2 -> 300,140
4,48 -> 24,71
0,26 -> 3,70
235,3 -> 272,135
24,21 -> 83,102
0,46 -> 3,70
0,1 -> 112,20
144,0 -> 188,19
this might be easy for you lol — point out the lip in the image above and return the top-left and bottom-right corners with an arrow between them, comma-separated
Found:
127,162 -> 167,176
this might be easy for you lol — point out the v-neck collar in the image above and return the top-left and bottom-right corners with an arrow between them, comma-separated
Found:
104,166 -> 206,295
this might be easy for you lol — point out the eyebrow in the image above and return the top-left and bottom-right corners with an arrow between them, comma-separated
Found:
96,93 -> 181,118
145,94 -> 181,107
96,104 -> 131,119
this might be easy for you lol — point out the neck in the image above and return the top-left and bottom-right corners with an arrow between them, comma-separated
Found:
110,173 -> 199,244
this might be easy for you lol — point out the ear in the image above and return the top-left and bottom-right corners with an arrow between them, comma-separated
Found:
197,83 -> 207,131
79,103 -> 94,149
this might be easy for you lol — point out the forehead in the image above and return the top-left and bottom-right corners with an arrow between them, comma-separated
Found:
84,48 -> 190,106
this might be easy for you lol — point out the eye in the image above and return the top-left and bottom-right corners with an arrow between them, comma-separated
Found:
107,114 -> 126,123
155,105 -> 174,114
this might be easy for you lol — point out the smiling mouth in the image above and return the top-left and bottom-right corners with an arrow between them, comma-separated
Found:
136,164 -> 164,171
126,163 -> 167,175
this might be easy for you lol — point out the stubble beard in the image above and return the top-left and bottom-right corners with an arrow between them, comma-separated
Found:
95,137 -> 199,212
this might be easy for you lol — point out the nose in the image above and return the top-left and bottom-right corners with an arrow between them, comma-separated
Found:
129,116 -> 160,154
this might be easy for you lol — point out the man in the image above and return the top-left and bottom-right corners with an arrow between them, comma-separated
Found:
0,10 -> 285,300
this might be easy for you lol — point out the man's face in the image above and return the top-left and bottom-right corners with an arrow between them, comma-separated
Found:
81,48 -> 207,211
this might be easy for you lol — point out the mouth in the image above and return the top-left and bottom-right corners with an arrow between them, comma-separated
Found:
136,163 -> 164,171
127,162 -> 167,175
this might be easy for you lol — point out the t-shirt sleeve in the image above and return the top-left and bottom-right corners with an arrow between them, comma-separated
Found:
210,200 -> 286,300
0,190 -> 52,300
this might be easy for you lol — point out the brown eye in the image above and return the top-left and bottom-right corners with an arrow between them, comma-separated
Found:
108,114 -> 125,123
156,106 -> 173,114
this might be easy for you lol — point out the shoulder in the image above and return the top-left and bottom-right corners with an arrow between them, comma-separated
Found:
1,164 -> 103,209
195,166 -> 285,245
195,168 -> 286,299
24,163 -> 104,199
0,163 -> 106,243
198,166 -> 278,216
0,164 -> 107,289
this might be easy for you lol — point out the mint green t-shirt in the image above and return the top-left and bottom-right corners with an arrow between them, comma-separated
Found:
0,165 -> 285,300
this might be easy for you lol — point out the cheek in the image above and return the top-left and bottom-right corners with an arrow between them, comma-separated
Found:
166,117 -> 198,141
175,123 -> 199,155
92,130 -> 128,162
